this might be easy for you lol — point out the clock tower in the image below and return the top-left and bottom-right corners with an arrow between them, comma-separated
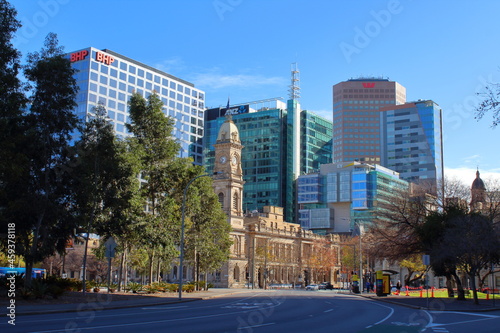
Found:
213,114 -> 245,224
212,114 -> 247,288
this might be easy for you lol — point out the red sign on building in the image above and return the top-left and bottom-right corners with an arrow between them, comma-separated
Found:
70,50 -> 89,62
362,82 -> 376,88
95,51 -> 115,65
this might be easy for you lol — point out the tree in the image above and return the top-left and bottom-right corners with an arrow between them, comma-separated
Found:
0,0 -> 28,256
440,212 -> 500,304
399,255 -> 427,288
182,165 -> 232,287
475,80 -> 500,127
72,101 -> 140,292
16,32 -> 79,286
126,92 -> 181,284
310,238 -> 338,283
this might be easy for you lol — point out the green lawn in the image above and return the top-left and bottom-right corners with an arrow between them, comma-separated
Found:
397,289 -> 496,299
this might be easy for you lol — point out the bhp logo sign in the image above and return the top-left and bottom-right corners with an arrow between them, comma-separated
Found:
95,52 -> 115,65
362,82 -> 376,88
70,50 -> 89,62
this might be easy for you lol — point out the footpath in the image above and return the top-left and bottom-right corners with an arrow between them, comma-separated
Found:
4,288 -> 500,316
2,288 -> 255,317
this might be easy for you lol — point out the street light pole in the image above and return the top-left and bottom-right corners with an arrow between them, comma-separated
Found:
178,173 -> 213,300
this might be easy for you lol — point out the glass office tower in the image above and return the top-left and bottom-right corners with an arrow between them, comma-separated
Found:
204,99 -> 332,222
381,100 -> 444,192
68,47 -> 206,164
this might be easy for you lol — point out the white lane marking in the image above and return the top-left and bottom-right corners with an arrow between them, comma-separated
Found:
362,299 -> 395,327
324,309 -> 334,313
141,305 -> 188,310
238,322 -> 275,330
425,311 -> 499,330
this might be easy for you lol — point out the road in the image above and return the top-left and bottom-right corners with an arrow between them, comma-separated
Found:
3,290 -> 500,332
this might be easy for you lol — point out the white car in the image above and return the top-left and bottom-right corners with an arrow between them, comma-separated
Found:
305,284 -> 319,290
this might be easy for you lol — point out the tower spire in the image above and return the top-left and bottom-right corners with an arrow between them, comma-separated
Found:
289,62 -> 300,100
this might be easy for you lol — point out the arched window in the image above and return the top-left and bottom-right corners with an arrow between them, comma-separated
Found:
234,265 -> 240,282
233,192 -> 238,211
218,192 -> 224,209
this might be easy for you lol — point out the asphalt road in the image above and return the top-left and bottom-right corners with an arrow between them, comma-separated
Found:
3,290 -> 500,333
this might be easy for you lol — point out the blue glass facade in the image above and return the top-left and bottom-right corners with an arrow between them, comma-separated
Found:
298,162 -> 407,234
382,100 -> 443,192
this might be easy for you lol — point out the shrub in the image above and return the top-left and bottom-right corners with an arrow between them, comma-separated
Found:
183,284 -> 195,293
126,282 -> 143,293
31,280 -> 49,299
166,283 -> 178,293
48,285 -> 65,299
144,284 -> 158,293
17,287 -> 33,300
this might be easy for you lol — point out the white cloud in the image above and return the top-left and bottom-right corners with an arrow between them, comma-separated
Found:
154,57 -> 185,73
308,109 -> 333,121
191,72 -> 287,90
444,166 -> 500,184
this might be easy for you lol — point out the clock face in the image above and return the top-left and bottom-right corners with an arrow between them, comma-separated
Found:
231,155 -> 238,165
219,156 -> 227,164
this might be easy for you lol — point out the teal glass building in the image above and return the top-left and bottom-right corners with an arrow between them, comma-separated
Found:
298,162 -> 408,234
204,99 -> 332,222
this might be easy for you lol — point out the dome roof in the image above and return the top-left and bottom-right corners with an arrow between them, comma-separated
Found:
217,116 -> 240,143
471,170 -> 486,190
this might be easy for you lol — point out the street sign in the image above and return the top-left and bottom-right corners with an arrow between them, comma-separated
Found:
104,237 -> 117,258
422,254 -> 430,266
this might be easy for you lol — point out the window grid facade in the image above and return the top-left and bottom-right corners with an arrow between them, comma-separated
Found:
69,47 -> 205,165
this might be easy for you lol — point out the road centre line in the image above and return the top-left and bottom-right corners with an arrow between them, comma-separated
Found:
238,322 -> 275,330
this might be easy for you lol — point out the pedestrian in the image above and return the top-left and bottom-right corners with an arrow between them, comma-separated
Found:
396,280 -> 401,294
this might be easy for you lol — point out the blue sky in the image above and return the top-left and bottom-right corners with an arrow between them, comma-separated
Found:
10,0 -> 500,183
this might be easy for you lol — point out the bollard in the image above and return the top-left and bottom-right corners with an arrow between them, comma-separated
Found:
419,287 -> 423,298
487,289 -> 490,300
405,286 -> 409,296
431,287 -> 434,298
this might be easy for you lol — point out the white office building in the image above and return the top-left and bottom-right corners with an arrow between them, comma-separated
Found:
68,47 -> 206,164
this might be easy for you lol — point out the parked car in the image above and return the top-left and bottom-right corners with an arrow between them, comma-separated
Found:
305,284 -> 319,290
319,282 -> 334,290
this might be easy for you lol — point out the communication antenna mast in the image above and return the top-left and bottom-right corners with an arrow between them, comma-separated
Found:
289,62 -> 300,100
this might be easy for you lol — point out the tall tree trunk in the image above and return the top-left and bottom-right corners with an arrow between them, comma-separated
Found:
156,258 -> 161,282
452,271 -> 465,300
118,246 -> 125,291
469,270 -> 479,305
148,251 -> 155,285
445,274 -> 454,297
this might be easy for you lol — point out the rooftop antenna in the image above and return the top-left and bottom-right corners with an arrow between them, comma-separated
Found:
289,62 -> 300,100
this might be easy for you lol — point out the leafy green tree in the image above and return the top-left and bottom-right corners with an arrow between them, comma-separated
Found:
0,0 -> 28,251
183,165 -> 232,287
126,92 -> 181,284
18,32 -> 79,285
72,101 -> 140,291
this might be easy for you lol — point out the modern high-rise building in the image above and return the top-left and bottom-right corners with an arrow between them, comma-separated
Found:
380,100 -> 444,191
204,99 -> 332,223
301,110 -> 333,174
297,162 -> 408,234
332,78 -> 406,163
67,47 -> 206,164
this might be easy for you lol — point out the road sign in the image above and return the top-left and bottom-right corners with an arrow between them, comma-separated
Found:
422,254 -> 430,266
104,237 -> 117,258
